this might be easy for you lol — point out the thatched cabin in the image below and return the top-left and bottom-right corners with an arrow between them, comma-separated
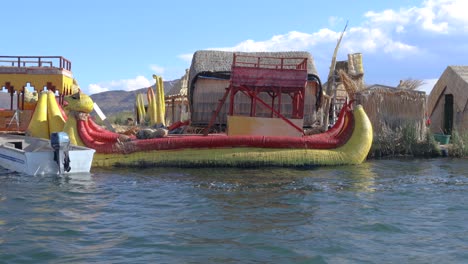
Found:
187,50 -> 322,127
427,66 -> 468,134
165,69 -> 190,124
355,84 -> 427,139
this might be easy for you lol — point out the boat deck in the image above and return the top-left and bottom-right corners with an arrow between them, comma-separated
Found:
0,56 -> 74,94
0,56 -> 75,133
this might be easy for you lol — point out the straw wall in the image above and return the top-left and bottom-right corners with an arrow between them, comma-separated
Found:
355,87 -> 427,139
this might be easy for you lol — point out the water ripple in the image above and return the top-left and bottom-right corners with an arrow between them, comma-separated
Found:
0,159 -> 467,263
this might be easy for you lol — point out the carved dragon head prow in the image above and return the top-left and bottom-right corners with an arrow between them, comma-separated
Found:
63,91 -> 94,114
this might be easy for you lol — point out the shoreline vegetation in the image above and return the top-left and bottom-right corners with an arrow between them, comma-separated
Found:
369,124 -> 467,159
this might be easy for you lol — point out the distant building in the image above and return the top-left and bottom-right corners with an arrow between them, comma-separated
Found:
427,66 -> 468,134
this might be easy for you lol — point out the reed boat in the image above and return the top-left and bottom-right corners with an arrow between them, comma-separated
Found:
24,89 -> 372,168
23,53 -> 373,169
90,103 -> 373,168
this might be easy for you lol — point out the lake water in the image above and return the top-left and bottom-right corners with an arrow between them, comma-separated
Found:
0,158 -> 467,263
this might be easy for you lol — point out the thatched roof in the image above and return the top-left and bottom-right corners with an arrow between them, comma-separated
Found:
188,50 -> 321,107
359,85 -> 427,99
366,84 -> 398,90
358,84 -> 427,104
427,65 -> 468,116
189,50 -> 319,84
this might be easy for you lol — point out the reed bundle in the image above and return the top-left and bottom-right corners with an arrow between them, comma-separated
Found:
339,69 -> 358,101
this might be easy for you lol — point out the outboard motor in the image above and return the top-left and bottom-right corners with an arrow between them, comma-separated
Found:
51,132 -> 71,174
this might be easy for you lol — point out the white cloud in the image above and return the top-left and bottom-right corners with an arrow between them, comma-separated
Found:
198,25 -> 417,61
417,4 -> 449,33
211,30 -> 339,53
194,0 -> 465,59
396,25 -> 405,33
87,75 -> 152,94
365,0 -> 468,34
365,9 -> 412,25
88,83 -> 109,94
170,0 -> 467,92
438,0 -> 468,27
170,0 -> 466,91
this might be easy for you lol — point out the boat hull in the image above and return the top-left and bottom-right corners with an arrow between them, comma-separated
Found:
92,105 -> 372,168
0,135 -> 95,175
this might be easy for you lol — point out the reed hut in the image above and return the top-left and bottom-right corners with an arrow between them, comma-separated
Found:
188,50 -> 322,127
355,84 -> 427,139
427,66 -> 468,134
165,69 -> 190,125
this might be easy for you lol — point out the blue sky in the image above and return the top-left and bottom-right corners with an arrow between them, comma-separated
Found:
2,0 -> 466,95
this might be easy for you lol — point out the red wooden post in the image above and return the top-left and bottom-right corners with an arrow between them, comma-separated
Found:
250,87 -> 256,116
277,87 -> 282,116
228,86 -> 235,115
270,92 -> 276,118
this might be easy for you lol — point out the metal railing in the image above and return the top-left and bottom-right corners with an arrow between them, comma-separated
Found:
0,56 -> 72,71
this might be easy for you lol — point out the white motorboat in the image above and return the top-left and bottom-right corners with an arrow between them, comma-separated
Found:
0,132 -> 95,176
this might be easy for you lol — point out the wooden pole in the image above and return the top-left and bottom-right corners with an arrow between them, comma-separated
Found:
323,21 -> 348,130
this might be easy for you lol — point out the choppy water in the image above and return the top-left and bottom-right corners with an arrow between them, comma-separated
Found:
0,158 -> 467,263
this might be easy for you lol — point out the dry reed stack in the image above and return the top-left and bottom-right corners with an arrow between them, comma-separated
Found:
355,86 -> 427,140
338,69 -> 358,101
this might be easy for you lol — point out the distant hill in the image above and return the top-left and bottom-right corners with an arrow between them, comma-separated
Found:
90,88 -> 145,115
90,80 -> 177,116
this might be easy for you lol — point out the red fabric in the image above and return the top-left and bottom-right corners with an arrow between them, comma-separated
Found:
83,119 -> 121,142
168,120 -> 190,131
77,119 -> 118,154
88,117 -> 108,132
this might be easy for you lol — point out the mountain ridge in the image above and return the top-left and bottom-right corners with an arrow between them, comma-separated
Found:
90,80 -> 177,116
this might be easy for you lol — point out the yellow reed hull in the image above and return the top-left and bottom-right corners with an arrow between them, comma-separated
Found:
92,105 -> 373,168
